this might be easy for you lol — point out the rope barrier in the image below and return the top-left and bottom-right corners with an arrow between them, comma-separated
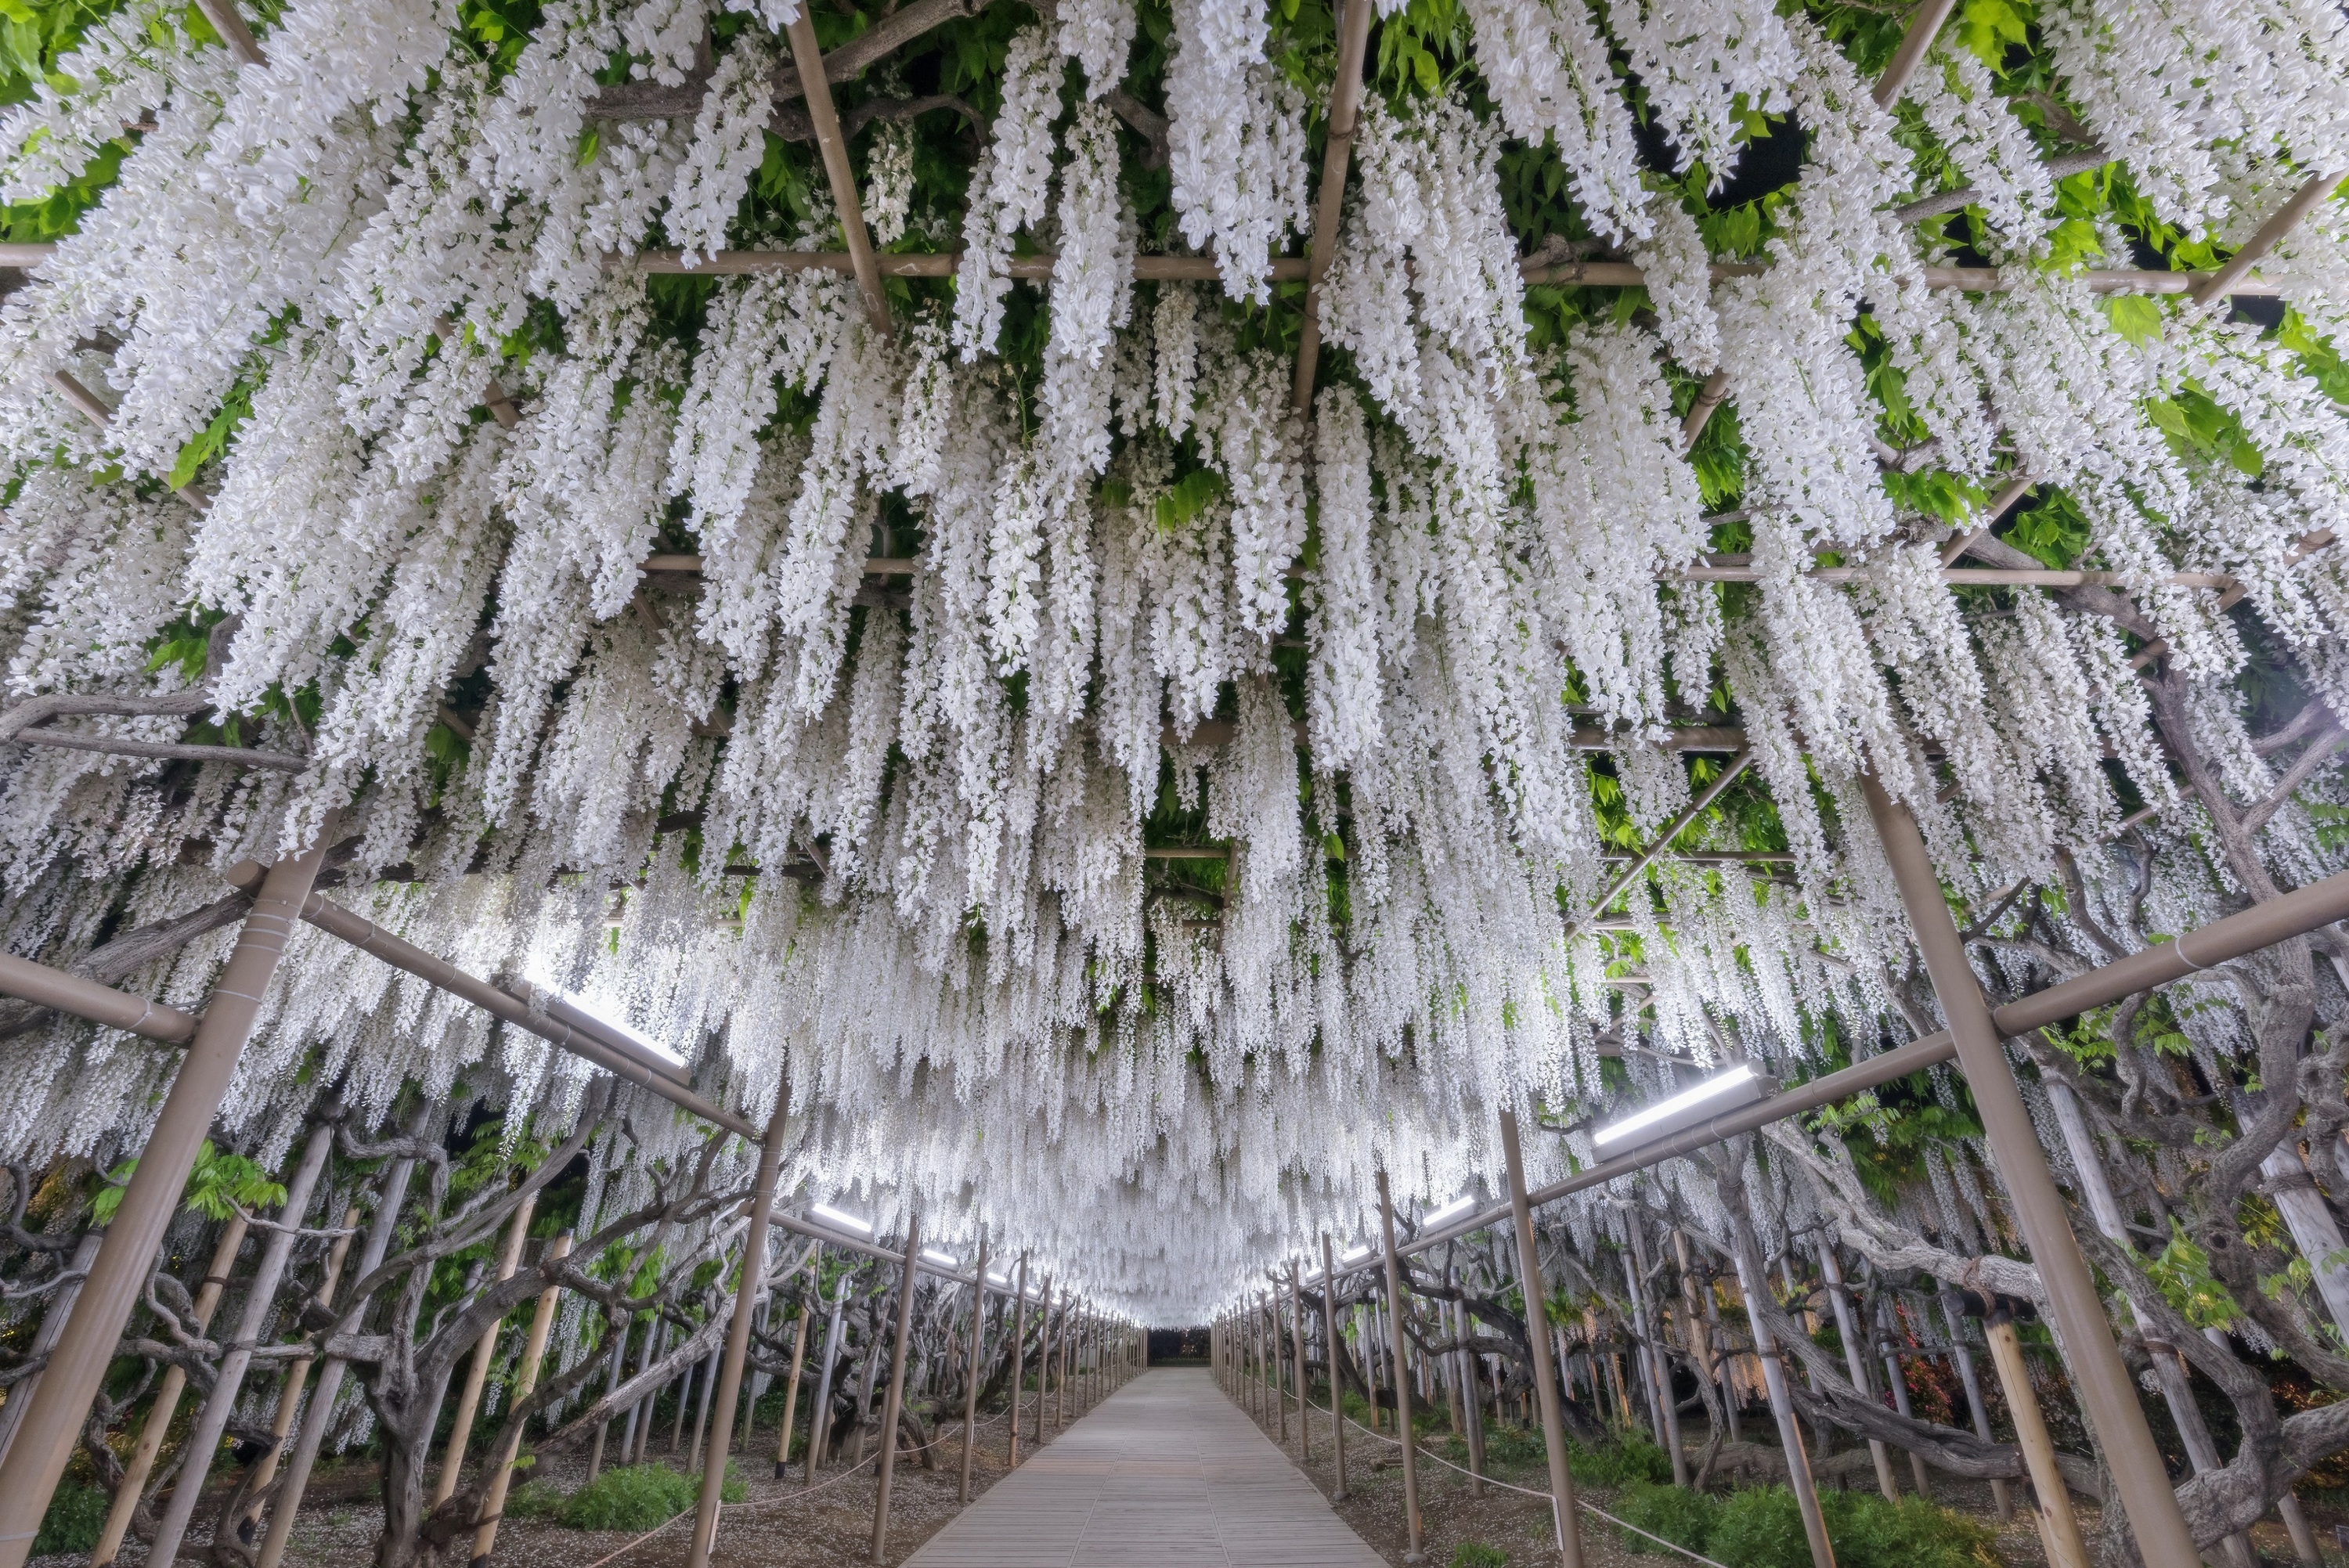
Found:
1272,1386 -> 1734,1568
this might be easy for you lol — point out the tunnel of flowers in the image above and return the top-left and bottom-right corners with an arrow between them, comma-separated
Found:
0,0 -> 2344,1556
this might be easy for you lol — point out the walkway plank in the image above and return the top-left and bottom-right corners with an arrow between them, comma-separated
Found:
904,1369 -> 1387,1568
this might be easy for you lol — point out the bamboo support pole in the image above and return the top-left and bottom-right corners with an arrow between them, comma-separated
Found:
1312,863 -> 2349,1286
1321,1232 -> 1347,1499
1862,772 -> 2200,1568
435,1193 -> 538,1508
1006,1254 -> 1028,1468
1289,1260 -> 1309,1459
785,10 -> 889,330
805,1284 -> 848,1485
215,874 -> 760,1141
1813,1242 -> 1900,1503
589,1323 -> 627,1482
1375,1170 -> 1427,1565
869,1212 -> 922,1564
468,1233 -> 570,1568
776,1302 -> 811,1476
959,1233 -> 987,1501
189,0 -> 266,64
1872,1297 -> 1935,1497
0,1235 -> 99,1472
1871,0 -> 1959,105
1570,748 -> 1752,935
88,1214 -> 248,1568
1936,1290 -> 2012,1521
0,823 -> 334,1568
258,1142 -> 423,1568
1501,1108 -> 1584,1568
141,1121 -> 336,1568
1730,1233 -> 1838,1568
2192,171 -> 2344,304
1289,0 -> 1375,414
1981,1307 -> 2092,1568
685,1080 -> 792,1568
2044,1082 -> 2257,1567
241,1202 -> 361,1534
0,953 -> 198,1044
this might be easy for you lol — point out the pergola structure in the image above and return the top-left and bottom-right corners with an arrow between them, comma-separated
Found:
0,0 -> 2344,1561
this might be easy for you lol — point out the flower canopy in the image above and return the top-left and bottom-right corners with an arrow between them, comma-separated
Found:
0,0 -> 2344,1317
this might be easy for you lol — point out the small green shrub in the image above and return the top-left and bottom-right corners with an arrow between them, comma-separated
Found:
1451,1544 -> 1510,1568
1711,1486 -> 1814,1568
1568,1436 -> 1674,1487
554,1460 -> 745,1530
503,1479 -> 568,1521
1704,1486 -> 2001,1568
1821,1492 -> 2000,1568
1615,1480 -> 1723,1556
558,1464 -> 698,1530
32,1481 -> 109,1555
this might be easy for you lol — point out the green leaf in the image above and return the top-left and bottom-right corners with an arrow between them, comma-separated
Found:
2102,294 -> 2165,347
1955,0 -> 2029,68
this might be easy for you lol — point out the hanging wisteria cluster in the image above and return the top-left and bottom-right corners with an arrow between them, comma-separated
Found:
0,0 -> 2345,1316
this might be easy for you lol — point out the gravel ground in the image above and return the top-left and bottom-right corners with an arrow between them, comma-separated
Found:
1226,1389 -> 2111,1568
38,1403 -> 1045,1568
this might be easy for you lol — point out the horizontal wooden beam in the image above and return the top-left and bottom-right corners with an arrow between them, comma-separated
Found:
619,246 -> 2280,298
220,867 -> 761,1141
0,953 -> 199,1044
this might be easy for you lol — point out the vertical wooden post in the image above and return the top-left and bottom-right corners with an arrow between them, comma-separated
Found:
1376,1170 -> 1426,1565
1983,1306 -> 2092,1568
960,1234 -> 988,1502
775,1303 -> 812,1477
1289,1260 -> 1309,1459
1322,1234 -> 1346,1499
1936,1290 -> 2012,1520
869,1212 -> 922,1564
140,1118 -> 337,1568
88,1214 -> 249,1568
1814,1241 -> 1900,1502
1034,1279 -> 1054,1446
0,829 -> 334,1568
241,1202 -> 361,1539
1873,1296 -> 1936,1497
1006,1254 -> 1029,1468
1862,773 -> 2201,1568
1622,1217 -> 1687,1483
468,1234 -> 570,1567
1273,1289 -> 1288,1441
258,1141 -> 425,1568
805,1281 -> 848,1487
685,1080 -> 791,1568
1500,1107 -> 1584,1568
435,1194 -> 538,1507
1729,1230 -> 1836,1568
589,1321 -> 628,1483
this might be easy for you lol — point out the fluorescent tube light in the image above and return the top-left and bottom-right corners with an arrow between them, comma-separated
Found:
810,1202 -> 873,1235
987,1271 -> 1009,1286
1340,1244 -> 1373,1263
922,1248 -> 959,1267
1424,1195 -> 1476,1227
1590,1065 -> 1768,1152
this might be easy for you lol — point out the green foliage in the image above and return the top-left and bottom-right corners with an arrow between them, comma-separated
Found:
1706,1487 -> 1999,1568
32,1480 -> 109,1555
1616,1480 -> 1724,1555
2145,1220 -> 2242,1328
94,1139 -> 284,1224
1709,1486 -> 1817,1568
557,1463 -> 699,1530
503,1477 -> 568,1520
554,1461 -> 745,1530
1568,1435 -> 1674,1487
1451,1544 -> 1510,1568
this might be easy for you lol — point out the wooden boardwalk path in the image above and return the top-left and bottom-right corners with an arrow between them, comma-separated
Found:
903,1368 -> 1388,1567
